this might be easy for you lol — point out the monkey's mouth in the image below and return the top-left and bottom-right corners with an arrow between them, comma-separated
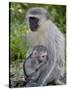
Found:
39,60 -> 47,64
29,17 -> 39,32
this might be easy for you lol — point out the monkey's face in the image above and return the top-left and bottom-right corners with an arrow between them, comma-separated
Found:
27,8 -> 49,32
29,17 -> 39,32
32,50 -> 48,63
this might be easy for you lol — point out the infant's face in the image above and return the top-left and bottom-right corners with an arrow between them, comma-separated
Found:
32,50 -> 48,63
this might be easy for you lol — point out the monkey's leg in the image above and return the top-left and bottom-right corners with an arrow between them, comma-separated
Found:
55,80 -> 65,85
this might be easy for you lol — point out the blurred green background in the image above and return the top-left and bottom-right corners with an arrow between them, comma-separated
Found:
9,2 -> 66,63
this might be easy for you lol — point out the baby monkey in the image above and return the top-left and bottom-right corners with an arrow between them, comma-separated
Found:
31,45 -> 48,70
23,45 -> 48,86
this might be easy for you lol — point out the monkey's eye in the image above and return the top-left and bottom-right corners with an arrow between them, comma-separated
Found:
41,55 -> 46,58
40,52 -> 47,59
42,56 -> 45,58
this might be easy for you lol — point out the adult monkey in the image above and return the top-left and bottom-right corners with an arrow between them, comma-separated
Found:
26,8 -> 65,86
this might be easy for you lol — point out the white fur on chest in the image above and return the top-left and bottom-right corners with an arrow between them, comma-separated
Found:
28,29 -> 48,47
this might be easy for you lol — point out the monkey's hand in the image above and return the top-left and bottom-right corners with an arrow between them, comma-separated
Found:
35,61 -> 46,71
55,80 -> 65,85
27,69 -> 40,81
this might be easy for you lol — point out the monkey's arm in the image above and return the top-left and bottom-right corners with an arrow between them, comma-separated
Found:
35,61 -> 46,71
28,61 -> 47,81
24,60 -> 44,81
24,58 -> 36,76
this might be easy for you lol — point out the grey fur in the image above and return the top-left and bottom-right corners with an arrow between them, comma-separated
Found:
26,8 -> 65,86
24,45 -> 48,86
24,45 -> 48,77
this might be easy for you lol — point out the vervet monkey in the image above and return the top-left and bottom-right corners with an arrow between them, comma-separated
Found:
26,8 -> 65,86
23,45 -> 48,82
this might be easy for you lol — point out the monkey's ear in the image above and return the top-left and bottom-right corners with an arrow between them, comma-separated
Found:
32,50 -> 38,57
45,12 -> 49,20
44,10 -> 50,20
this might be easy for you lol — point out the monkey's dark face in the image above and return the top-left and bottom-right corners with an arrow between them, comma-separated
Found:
27,8 -> 49,32
29,17 -> 39,32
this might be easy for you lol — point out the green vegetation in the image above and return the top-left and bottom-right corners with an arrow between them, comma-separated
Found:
9,2 -> 66,62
